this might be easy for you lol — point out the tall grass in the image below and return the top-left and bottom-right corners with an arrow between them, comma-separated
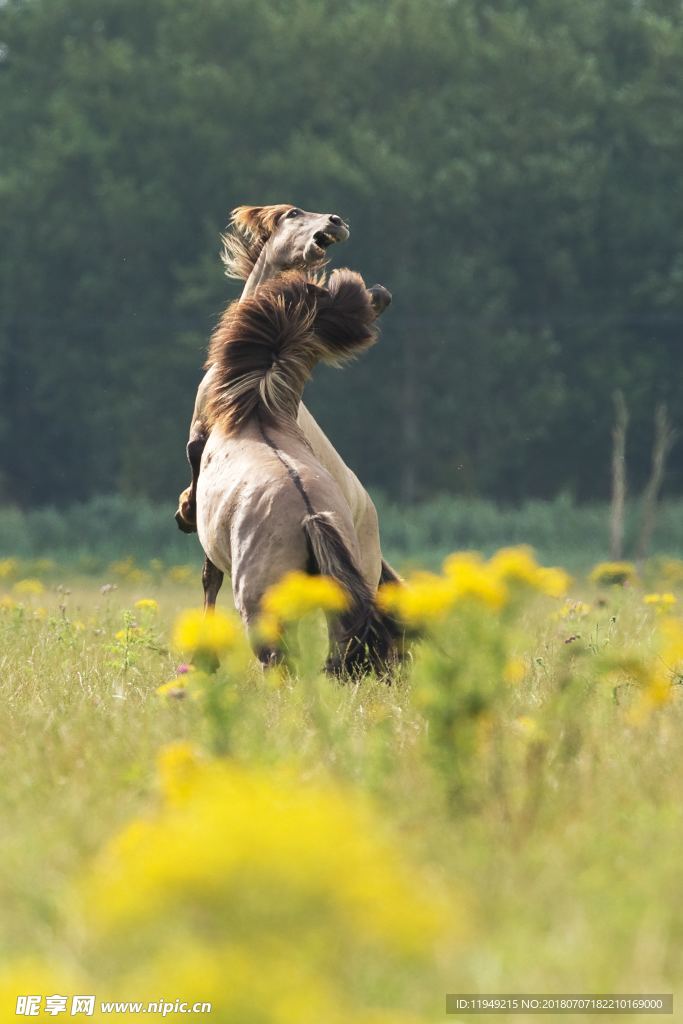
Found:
1,555 -> 683,1020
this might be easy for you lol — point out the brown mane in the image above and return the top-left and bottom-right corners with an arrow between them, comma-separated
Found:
220,204 -> 294,280
206,269 -> 378,433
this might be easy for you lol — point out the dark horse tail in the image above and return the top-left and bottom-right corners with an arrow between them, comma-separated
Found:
303,512 -> 396,675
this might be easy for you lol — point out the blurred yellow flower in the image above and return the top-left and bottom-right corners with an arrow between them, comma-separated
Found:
262,571 -> 348,621
589,561 -> 637,586
86,757 -> 444,960
442,550 -> 485,576
643,592 -> 677,608
378,573 -> 459,625
134,598 -> 159,613
535,566 -> 572,598
157,741 -> 201,803
450,563 -> 508,608
381,560 -> 507,626
503,655 -> 526,685
488,546 -> 570,598
658,617 -> 683,674
0,596 -> 16,612
13,578 -> 45,597
488,545 -> 540,586
172,607 -> 239,655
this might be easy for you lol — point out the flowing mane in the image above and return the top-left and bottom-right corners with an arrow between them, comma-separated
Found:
206,269 -> 378,433
220,204 -> 294,280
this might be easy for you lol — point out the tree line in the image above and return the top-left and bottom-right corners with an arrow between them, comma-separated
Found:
1,0 -> 682,507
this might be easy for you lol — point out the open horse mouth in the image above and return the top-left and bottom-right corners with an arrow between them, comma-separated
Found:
305,221 -> 350,261
313,229 -> 341,249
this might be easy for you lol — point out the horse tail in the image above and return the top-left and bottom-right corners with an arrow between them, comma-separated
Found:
206,270 -> 379,434
302,512 -> 395,675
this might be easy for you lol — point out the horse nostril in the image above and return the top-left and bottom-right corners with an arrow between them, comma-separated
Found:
328,214 -> 343,226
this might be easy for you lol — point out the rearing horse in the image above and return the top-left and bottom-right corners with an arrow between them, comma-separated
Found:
195,268 -> 394,673
176,204 -> 402,597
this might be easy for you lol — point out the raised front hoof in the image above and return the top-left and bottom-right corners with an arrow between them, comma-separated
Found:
368,284 -> 392,315
175,505 -> 197,534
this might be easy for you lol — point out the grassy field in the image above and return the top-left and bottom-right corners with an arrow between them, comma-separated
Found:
1,550 -> 683,1022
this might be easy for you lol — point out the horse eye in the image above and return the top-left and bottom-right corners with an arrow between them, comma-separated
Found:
286,208 -> 301,219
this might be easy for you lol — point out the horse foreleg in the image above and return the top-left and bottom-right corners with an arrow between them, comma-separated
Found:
175,434 -> 207,533
202,556 -> 224,611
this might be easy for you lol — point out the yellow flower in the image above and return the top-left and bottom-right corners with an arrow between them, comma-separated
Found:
448,563 -> 508,609
134,598 -> 159,613
535,566 -> 572,598
0,596 -> 16,612
442,550 -> 484,575
13,578 -> 45,597
589,561 -> 637,586
381,558 -> 507,627
488,545 -> 540,586
86,759 -> 445,959
643,593 -> 677,608
172,607 -> 239,655
378,573 -> 459,625
0,558 -> 19,579
487,546 -> 570,598
157,742 -> 202,803
262,571 -> 348,621
503,655 -> 526,685
658,617 -> 683,675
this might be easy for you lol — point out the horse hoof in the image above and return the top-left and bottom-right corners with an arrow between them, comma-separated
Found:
175,508 -> 197,534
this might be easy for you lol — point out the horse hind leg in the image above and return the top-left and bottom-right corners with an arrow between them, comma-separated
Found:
244,613 -> 285,670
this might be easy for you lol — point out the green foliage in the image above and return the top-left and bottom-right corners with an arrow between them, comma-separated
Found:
3,493 -> 683,571
1,0 -> 683,504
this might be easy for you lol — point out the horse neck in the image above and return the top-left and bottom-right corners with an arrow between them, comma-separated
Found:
240,244 -> 279,300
